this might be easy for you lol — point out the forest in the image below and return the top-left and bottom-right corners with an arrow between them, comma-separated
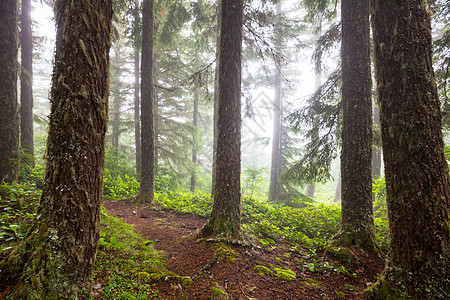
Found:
0,0 -> 449,299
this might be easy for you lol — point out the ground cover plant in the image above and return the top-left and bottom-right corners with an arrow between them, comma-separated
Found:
0,173 -> 389,299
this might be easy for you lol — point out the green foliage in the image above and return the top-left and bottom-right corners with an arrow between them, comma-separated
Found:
103,168 -> 140,200
155,190 -> 212,216
242,167 -> 269,199
372,177 -> 387,219
0,182 -> 40,253
18,164 -> 45,189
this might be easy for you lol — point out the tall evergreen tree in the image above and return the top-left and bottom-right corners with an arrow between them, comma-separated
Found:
202,0 -> 244,238
20,0 -> 34,167
0,0 -> 113,296
332,0 -> 379,254
139,0 -> 156,203
369,0 -> 450,297
268,0 -> 283,203
0,0 -> 19,184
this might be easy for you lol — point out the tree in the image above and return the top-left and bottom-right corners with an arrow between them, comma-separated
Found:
0,0 -> 113,297
331,0 -> 379,254
133,0 -> 142,179
0,0 -> 19,184
139,0 -> 156,203
201,0 -> 244,238
369,0 -> 450,297
20,0 -> 34,167
268,0 -> 283,203
190,85 -> 199,192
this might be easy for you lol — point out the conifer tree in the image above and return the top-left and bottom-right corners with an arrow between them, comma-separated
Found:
0,0 -> 113,296
369,0 -> 450,297
0,0 -> 19,184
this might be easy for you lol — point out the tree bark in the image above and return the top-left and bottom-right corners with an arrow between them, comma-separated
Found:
372,105 -> 381,179
111,44 -> 121,160
0,0 -> 112,297
202,0 -> 243,238
332,0 -> 379,254
268,1 -> 282,203
139,0 -> 155,203
369,0 -> 450,297
20,0 -> 34,167
133,0 -> 141,179
190,87 -> 199,193
134,47 -> 141,179
0,0 -> 19,184
211,0 -> 220,196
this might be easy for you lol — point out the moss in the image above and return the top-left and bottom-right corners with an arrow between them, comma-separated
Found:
273,267 -> 296,281
216,243 -> 238,262
209,281 -> 229,299
254,265 -> 273,276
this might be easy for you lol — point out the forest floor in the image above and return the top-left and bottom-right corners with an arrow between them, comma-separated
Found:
102,199 -> 383,300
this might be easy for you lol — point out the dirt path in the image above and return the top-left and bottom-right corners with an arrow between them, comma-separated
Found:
104,200 -> 382,299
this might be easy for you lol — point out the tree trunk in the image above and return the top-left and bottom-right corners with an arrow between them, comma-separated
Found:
332,0 -> 379,254
0,0 -> 113,297
133,0 -> 141,179
372,105 -> 381,179
0,1 -> 19,184
139,0 -> 155,203
202,0 -> 243,238
369,1 -> 450,297
211,0 -> 220,196
333,169 -> 341,203
190,88 -> 199,193
20,0 -> 34,168
305,17 -> 323,199
134,47 -> 141,179
111,44 -> 121,159
268,1 -> 282,203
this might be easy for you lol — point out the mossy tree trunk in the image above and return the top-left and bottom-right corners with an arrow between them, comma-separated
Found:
202,0 -> 243,238
20,0 -> 34,168
333,0 -> 379,254
369,0 -> 450,297
139,0 -> 155,203
0,0 -> 113,297
0,0 -> 19,184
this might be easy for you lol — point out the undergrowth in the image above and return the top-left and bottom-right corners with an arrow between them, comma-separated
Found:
0,182 -> 175,300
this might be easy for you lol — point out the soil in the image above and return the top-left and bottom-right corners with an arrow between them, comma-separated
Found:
103,199 -> 383,300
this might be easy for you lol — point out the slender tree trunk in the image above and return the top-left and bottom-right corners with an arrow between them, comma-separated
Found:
111,44 -> 121,159
369,1 -> 450,297
20,0 -> 34,167
333,168 -> 341,203
372,105 -> 381,179
268,1 -> 282,203
190,88 -> 199,193
306,17 -> 323,198
0,0 -> 113,297
139,0 -> 155,203
134,47 -> 141,178
0,1 -> 19,184
202,0 -> 244,238
133,0 -> 141,179
211,0 -> 220,196
332,0 -> 379,254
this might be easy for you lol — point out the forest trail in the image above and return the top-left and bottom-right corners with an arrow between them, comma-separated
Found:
104,200 -> 382,299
